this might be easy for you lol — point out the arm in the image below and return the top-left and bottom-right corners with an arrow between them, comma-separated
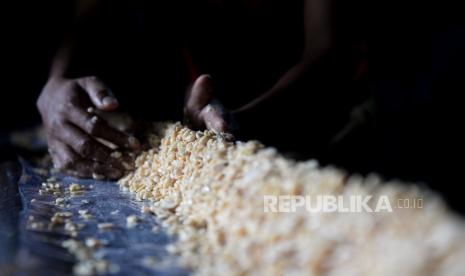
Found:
37,0 -> 140,179
183,0 -> 336,134
234,0 -> 334,114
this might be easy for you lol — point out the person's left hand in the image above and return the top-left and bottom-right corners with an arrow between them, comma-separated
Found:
184,75 -> 229,133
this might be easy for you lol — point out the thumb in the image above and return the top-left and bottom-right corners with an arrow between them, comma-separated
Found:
186,74 -> 214,116
78,76 -> 118,111
200,102 -> 229,133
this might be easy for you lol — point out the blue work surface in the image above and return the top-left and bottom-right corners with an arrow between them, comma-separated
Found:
9,160 -> 188,276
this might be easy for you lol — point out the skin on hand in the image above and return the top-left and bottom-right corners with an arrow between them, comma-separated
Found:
184,74 -> 229,133
37,75 -> 140,179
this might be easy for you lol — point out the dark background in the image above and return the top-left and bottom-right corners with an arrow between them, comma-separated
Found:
0,0 -> 464,212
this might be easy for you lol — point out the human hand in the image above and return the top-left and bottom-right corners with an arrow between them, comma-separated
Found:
37,76 -> 140,179
184,75 -> 229,133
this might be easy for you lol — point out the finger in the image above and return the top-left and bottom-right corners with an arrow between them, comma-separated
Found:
66,159 -> 123,180
51,121 -> 113,163
48,137 -> 79,172
48,137 -> 123,179
200,103 -> 228,133
66,107 -> 140,149
77,76 -> 118,111
185,74 -> 214,119
95,110 -> 135,133
52,122 -> 133,172
109,151 -> 136,171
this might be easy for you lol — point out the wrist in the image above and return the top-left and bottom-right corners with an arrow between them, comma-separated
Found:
47,73 -> 68,83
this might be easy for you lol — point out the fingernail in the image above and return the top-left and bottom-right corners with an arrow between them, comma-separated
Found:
128,136 -> 140,149
122,161 -> 134,171
92,173 -> 105,180
204,104 -> 213,113
102,96 -> 118,106
216,121 -> 228,133
90,116 -> 99,124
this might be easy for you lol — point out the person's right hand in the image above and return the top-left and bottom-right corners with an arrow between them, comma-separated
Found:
37,76 -> 140,179
184,75 -> 230,133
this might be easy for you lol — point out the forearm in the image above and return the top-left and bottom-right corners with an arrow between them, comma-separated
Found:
233,48 -> 330,114
49,37 -> 73,78
49,0 -> 102,79
234,0 -> 334,115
